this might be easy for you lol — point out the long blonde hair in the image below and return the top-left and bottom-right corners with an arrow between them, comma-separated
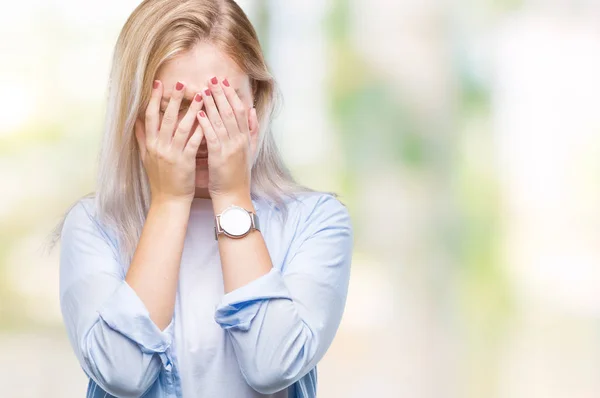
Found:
46,0 -> 320,265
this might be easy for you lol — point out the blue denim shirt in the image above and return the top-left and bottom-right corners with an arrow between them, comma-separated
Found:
59,192 -> 353,397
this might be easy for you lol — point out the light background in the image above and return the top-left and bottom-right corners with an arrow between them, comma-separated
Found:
1,0 -> 600,397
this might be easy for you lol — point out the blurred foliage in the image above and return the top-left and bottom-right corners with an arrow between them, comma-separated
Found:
326,0 -> 427,176
325,1 -> 514,396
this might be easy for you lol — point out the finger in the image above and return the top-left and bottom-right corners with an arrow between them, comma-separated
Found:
145,80 -> 163,143
134,118 -> 147,163
201,86 -> 229,143
209,76 -> 240,137
197,110 -> 220,153
159,80 -> 186,148
172,93 -> 203,152
183,121 -> 205,158
220,77 -> 249,136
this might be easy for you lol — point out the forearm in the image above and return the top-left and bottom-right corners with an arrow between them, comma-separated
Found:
62,279 -> 168,398
221,296 -> 324,394
81,318 -> 163,397
211,194 -> 353,394
213,194 -> 272,294
126,198 -> 191,329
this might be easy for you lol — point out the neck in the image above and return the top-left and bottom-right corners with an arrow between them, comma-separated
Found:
194,187 -> 211,199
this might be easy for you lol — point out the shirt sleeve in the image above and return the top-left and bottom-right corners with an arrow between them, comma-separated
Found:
59,199 -> 174,398
213,193 -> 353,394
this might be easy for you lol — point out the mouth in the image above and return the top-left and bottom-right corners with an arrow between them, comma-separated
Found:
196,148 -> 208,158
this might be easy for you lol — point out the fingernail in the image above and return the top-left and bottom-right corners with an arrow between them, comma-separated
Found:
223,78 -> 230,87
211,76 -> 218,85
199,110 -> 207,118
153,80 -> 160,89
176,81 -> 184,91
204,88 -> 211,96
194,93 -> 202,102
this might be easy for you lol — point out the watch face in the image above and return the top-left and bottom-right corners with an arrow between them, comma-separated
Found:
220,206 -> 252,237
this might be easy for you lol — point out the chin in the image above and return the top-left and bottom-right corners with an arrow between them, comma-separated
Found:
195,168 -> 209,188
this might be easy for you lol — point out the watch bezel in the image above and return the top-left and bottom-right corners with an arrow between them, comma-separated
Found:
216,205 -> 253,239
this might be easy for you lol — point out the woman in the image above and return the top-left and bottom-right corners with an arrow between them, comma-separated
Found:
56,0 -> 353,397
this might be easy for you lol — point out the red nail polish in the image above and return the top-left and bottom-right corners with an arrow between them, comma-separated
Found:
176,82 -> 184,91
204,88 -> 211,96
211,76 -> 218,85
153,80 -> 160,89
199,110 -> 206,118
194,93 -> 202,102
223,79 -> 230,87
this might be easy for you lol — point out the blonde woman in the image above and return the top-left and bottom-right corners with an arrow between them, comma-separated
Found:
54,1 -> 353,397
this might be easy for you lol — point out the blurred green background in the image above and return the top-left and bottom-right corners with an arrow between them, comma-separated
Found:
2,0 -> 600,397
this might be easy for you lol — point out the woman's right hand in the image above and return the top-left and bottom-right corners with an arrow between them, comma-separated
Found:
135,80 -> 205,205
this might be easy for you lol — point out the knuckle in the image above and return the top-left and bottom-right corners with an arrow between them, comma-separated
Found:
157,149 -> 173,163
236,131 -> 248,141
162,114 -> 176,125
155,147 -> 167,158
234,110 -> 245,121
223,109 -> 235,120
237,136 -> 248,147
186,136 -> 199,147
173,126 -> 183,135
214,119 -> 224,129
144,109 -> 154,122
175,125 -> 188,136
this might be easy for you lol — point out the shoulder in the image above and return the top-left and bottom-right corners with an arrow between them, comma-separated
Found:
62,196 -> 99,235
61,196 -> 119,251
264,191 -> 353,242
287,191 -> 351,226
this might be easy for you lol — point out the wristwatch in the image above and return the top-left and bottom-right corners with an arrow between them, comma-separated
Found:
214,205 -> 260,240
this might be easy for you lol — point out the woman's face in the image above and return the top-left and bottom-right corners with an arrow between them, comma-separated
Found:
154,41 -> 254,191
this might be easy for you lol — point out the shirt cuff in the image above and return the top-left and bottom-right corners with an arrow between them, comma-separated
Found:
214,267 -> 291,331
98,280 -> 173,354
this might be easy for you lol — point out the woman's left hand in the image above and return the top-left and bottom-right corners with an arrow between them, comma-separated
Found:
196,76 -> 258,202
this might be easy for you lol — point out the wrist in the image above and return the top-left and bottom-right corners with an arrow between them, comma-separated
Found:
211,192 -> 254,214
151,195 -> 193,212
